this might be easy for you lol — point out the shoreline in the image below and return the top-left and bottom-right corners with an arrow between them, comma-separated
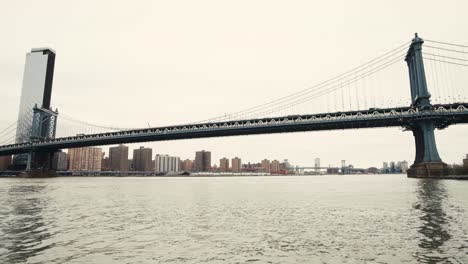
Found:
1,172 -> 467,179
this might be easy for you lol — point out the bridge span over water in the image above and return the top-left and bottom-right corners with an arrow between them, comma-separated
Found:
0,34 -> 467,178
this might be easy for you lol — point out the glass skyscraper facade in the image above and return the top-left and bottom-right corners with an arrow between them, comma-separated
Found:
14,48 -> 56,166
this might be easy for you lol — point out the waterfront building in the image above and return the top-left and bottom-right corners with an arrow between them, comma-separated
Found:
271,160 -> 280,173
127,159 -> 133,171
383,162 -> 389,173
242,162 -> 261,172
231,157 -> 242,172
109,144 -> 129,171
314,158 -> 320,172
195,150 -> 211,171
14,48 -> 56,167
0,155 -> 12,170
463,154 -> 468,167
68,147 -> 102,171
133,146 -> 153,171
399,161 -> 409,173
181,159 -> 193,171
341,160 -> 346,168
52,151 -> 67,171
101,156 -> 110,171
261,159 -> 270,172
220,158 -> 229,172
155,154 -> 180,173
390,161 -> 396,173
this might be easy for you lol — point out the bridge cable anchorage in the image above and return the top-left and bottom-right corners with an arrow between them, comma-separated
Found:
186,41 -> 410,124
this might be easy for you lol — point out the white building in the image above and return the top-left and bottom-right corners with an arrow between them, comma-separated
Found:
383,162 -> 389,170
399,160 -> 409,173
314,158 -> 320,172
155,154 -> 181,173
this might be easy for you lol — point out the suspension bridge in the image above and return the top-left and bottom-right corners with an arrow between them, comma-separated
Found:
0,34 -> 467,177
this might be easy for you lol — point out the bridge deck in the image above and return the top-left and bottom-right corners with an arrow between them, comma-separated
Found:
0,103 -> 467,156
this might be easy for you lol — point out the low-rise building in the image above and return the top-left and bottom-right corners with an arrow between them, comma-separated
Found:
52,151 -> 68,171
0,155 -> 12,170
181,159 -> 193,171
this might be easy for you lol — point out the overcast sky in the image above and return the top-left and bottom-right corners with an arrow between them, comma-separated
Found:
1,0 -> 467,168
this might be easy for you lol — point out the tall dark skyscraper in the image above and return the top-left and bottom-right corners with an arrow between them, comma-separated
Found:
14,48 -> 56,167
16,48 -> 56,143
133,146 -> 153,171
109,144 -> 129,171
195,150 -> 211,171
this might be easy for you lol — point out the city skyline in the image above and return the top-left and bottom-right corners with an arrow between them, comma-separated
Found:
1,1 -> 468,168
72,144 -> 427,172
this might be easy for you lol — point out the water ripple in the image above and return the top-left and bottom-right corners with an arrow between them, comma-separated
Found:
0,175 -> 467,263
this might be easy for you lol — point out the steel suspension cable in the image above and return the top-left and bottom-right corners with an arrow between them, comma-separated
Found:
237,55 -> 405,119
210,50 -> 407,122
190,42 -> 410,124
0,121 -> 17,136
426,39 -> 468,48
425,45 -> 468,55
424,58 -> 468,67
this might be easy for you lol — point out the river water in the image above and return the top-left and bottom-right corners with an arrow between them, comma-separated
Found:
0,175 -> 467,263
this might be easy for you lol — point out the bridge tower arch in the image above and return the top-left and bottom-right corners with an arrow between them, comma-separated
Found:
405,34 -> 448,177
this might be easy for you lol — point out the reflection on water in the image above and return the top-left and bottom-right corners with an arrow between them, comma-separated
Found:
414,180 -> 454,264
0,184 -> 55,264
0,175 -> 467,263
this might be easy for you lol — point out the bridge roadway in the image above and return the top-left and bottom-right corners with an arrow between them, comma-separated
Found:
0,103 -> 467,156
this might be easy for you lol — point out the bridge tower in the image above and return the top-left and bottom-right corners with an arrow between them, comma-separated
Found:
405,34 -> 448,178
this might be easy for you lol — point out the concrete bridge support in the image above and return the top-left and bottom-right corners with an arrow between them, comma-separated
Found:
19,151 -> 57,178
407,120 -> 448,178
405,34 -> 449,178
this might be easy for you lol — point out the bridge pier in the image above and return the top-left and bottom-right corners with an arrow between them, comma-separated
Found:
19,151 -> 57,178
405,34 -> 449,178
407,120 -> 448,178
